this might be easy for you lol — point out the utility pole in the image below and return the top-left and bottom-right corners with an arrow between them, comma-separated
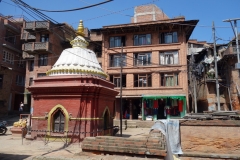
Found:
212,21 -> 221,111
119,44 -> 123,137
223,18 -> 240,71
191,44 -> 197,113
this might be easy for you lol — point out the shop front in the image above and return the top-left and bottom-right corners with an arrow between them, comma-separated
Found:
115,94 -> 187,120
142,95 -> 187,120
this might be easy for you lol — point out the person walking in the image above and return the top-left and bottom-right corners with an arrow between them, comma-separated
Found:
19,102 -> 24,112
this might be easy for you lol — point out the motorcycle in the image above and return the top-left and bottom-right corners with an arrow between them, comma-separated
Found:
0,121 -> 8,135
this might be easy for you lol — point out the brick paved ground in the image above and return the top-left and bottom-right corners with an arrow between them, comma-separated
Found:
0,116 -> 159,160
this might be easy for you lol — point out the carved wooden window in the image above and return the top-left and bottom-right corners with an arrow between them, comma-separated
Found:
53,110 -> 65,132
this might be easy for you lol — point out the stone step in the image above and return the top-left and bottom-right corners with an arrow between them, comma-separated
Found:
82,144 -> 167,156
127,125 -> 137,128
83,138 -> 166,150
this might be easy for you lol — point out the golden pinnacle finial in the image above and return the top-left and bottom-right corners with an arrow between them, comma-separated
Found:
77,20 -> 85,36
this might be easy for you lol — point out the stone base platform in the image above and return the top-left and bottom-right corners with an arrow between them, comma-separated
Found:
82,130 -> 167,158
10,127 -> 27,137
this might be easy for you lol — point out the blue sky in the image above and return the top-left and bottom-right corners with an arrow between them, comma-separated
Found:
1,0 -> 240,44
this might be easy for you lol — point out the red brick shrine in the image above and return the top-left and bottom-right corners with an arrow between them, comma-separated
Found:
28,20 -> 118,142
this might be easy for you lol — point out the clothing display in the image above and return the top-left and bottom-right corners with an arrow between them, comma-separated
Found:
143,96 -> 185,119
178,100 -> 183,112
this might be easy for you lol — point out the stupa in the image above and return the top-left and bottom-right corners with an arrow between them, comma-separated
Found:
28,20 -> 118,142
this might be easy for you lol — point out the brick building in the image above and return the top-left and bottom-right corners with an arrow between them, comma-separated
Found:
91,4 -> 198,120
188,39 -> 228,112
0,15 -> 26,116
218,35 -> 240,111
21,20 -> 75,112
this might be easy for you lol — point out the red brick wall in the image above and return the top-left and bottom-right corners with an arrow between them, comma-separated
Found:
180,120 -> 240,155
131,4 -> 169,23
29,76 -> 118,141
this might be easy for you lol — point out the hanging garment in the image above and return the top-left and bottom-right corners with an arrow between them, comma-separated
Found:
172,99 -> 178,106
178,100 -> 183,112
144,101 -> 146,108
153,100 -> 158,109
144,108 -> 148,116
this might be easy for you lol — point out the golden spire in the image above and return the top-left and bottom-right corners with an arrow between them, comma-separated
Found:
76,20 -> 85,36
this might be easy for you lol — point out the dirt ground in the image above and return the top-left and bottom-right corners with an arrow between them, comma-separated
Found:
0,116 -> 160,160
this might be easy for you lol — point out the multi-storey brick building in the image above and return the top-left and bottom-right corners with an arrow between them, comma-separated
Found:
0,15 -> 25,116
21,20 -> 75,111
188,40 -> 228,113
93,4 -> 198,120
218,35 -> 240,111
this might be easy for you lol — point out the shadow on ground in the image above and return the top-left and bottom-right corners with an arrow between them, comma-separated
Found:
0,153 -> 32,160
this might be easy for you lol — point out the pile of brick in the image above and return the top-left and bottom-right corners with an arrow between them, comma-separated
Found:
82,130 -> 167,158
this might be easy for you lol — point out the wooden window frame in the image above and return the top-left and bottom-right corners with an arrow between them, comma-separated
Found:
109,36 -> 125,48
160,73 -> 179,87
159,51 -> 179,65
160,32 -> 178,44
134,74 -> 152,87
52,109 -> 65,133
134,34 -> 151,46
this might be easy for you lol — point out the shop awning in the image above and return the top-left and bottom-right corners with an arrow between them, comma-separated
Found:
142,94 -> 186,100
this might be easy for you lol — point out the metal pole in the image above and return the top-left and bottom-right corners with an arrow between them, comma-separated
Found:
223,18 -> 240,71
234,20 -> 240,64
212,21 -> 221,111
228,87 -> 233,111
119,44 -> 123,137
191,44 -> 197,113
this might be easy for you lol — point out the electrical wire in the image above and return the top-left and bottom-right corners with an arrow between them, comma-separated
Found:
38,0 -> 113,12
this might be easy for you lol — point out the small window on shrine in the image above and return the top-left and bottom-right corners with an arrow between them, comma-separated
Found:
53,110 -> 65,132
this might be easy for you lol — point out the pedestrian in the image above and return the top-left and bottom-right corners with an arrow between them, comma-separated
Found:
19,102 -> 24,112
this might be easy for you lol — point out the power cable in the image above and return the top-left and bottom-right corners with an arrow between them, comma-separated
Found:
28,0 -> 113,12
79,0 -> 132,17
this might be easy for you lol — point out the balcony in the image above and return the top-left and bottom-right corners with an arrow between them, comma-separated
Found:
23,21 -> 53,31
22,42 -> 52,54
21,32 -> 36,40
4,19 -> 20,33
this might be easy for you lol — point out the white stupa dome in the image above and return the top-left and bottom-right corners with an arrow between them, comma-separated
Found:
46,20 -> 107,79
